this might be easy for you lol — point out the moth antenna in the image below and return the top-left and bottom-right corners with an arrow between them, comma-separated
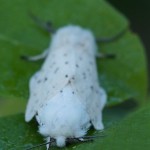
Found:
96,25 -> 128,43
26,138 -> 55,150
26,134 -> 106,149
29,12 -> 55,33
25,142 -> 50,150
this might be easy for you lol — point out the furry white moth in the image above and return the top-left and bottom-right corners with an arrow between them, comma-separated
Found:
25,25 -> 107,149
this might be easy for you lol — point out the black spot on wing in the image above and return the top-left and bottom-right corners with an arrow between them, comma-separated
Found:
64,53 -> 68,57
54,67 -> 59,74
79,56 -> 83,61
90,86 -> 94,90
65,61 -> 69,64
65,74 -> 68,78
82,72 -> 86,79
76,64 -> 79,68
44,77 -> 48,81
37,80 -> 41,83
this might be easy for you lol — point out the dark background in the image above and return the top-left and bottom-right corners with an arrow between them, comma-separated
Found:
108,0 -> 150,90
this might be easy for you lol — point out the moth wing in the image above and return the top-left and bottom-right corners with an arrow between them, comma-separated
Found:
71,49 -> 106,130
73,80 -> 106,130
25,71 -> 42,122
88,87 -> 107,130
25,48 -> 75,122
74,83 -> 106,130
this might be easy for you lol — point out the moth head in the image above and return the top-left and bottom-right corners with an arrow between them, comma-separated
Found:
50,25 -> 97,54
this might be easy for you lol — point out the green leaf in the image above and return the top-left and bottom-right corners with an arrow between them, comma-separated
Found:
0,0 -> 148,149
0,114 -> 42,150
77,102 -> 150,150
99,31 -> 148,105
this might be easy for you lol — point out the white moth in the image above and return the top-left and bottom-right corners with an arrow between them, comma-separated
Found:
25,25 -> 107,149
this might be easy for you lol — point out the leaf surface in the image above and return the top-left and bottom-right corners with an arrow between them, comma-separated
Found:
0,0 -> 148,149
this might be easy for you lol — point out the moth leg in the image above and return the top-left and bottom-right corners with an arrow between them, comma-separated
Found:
96,53 -> 116,59
77,135 -> 106,142
78,137 -> 93,142
66,137 -> 93,144
21,49 -> 49,61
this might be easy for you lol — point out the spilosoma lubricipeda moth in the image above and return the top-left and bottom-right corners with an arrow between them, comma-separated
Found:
24,16 -> 126,150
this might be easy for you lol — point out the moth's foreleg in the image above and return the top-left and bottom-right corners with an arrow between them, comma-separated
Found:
21,49 -> 49,61
96,53 -> 116,59
65,137 -> 93,144
78,137 -> 93,142
78,134 -> 106,142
